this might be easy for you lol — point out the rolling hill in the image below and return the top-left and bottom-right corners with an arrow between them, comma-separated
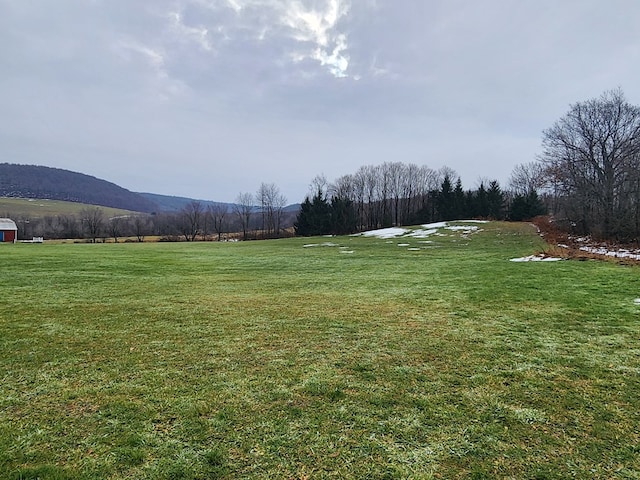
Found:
0,163 -> 301,216
0,163 -> 158,213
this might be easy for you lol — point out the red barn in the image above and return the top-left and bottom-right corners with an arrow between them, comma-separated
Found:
0,218 -> 18,243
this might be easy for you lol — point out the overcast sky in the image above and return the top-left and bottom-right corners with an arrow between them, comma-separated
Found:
2,1 -> 639,203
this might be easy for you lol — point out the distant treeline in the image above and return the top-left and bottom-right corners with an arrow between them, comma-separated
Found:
6,182 -> 298,242
297,89 -> 640,244
6,88 -> 639,244
294,164 -> 545,236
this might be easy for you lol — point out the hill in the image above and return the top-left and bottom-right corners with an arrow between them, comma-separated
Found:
0,197 -> 139,219
139,192 -> 236,212
0,163 -> 158,213
140,192 -> 300,213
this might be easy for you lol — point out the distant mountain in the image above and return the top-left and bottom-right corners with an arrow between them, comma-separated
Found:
140,192 -> 301,213
0,163 -> 301,215
139,193 -> 236,212
0,163 -> 158,213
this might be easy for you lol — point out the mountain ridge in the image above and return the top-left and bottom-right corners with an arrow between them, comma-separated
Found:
0,163 -> 301,214
0,163 -> 158,213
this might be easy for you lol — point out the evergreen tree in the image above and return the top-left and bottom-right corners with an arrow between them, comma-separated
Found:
509,190 -> 547,221
330,196 -> 357,235
475,182 -> 490,218
437,175 -> 455,220
294,190 -> 331,236
464,190 -> 476,218
486,180 -> 505,219
453,178 -> 466,219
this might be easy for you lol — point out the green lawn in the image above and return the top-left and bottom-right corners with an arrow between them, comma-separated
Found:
1,222 -> 639,479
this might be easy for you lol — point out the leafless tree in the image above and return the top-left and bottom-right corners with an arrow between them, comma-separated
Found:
80,207 -> 104,243
257,183 -> 287,238
108,216 -> 125,243
541,88 -> 640,239
179,201 -> 203,241
508,162 -> 546,195
235,192 -> 254,240
209,204 -> 228,241
132,215 -> 151,242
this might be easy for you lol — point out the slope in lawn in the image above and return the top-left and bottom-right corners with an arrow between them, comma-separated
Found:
0,222 -> 639,479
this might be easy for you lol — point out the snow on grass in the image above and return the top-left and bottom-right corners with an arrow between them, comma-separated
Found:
407,228 -> 438,238
446,225 -> 480,232
579,245 -> 640,261
360,227 -> 409,239
358,220 -> 486,240
510,255 -> 564,262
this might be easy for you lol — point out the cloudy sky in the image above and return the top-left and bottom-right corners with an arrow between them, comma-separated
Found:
2,1 -> 639,203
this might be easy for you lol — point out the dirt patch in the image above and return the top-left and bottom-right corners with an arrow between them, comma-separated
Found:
531,216 -> 640,265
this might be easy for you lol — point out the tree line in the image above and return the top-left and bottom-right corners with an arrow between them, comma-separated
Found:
9,89 -> 637,243
7,182 -> 295,242
294,165 -> 546,236
296,88 -> 640,243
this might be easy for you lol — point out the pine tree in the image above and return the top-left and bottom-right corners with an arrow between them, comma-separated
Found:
475,182 -> 489,218
294,190 -> 331,236
437,175 -> 455,220
486,181 -> 505,220
509,190 -> 547,221
453,178 -> 466,219
330,196 -> 357,235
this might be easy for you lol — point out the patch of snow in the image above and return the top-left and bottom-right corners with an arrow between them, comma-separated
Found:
445,225 -> 480,232
510,255 -> 564,262
397,243 -> 410,247
340,250 -> 354,254
360,227 -> 409,239
407,228 -> 438,238
407,248 -> 421,251
358,220 -> 487,240
634,298 -> 640,305
579,246 -> 640,261
303,242 -> 339,248
421,221 -> 448,229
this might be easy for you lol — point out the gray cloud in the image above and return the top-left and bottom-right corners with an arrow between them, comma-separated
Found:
1,0 -> 640,203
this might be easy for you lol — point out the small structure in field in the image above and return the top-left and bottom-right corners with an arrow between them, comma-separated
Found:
0,218 -> 18,243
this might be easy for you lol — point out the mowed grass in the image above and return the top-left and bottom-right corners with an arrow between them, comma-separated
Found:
1,222 -> 639,479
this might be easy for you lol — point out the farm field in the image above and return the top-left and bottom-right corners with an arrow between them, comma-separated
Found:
0,197 -> 139,219
1,221 -> 639,479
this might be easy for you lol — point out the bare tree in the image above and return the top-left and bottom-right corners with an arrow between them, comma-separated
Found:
272,190 -> 287,237
132,215 -> 151,242
108,216 -> 125,243
508,162 -> 546,195
309,174 -> 328,198
209,204 -> 228,241
179,201 -> 203,241
541,88 -> 640,239
80,207 -> 104,243
235,192 -> 254,241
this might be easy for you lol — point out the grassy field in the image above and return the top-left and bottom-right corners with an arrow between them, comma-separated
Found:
1,222 -> 639,479
0,197 -> 138,218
